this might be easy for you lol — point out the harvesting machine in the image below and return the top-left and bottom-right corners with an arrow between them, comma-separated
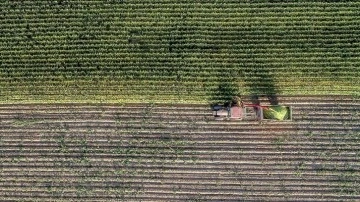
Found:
212,97 -> 292,121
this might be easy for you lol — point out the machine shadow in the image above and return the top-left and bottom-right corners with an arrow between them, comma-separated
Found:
209,82 -> 241,108
245,60 -> 279,106
208,66 -> 279,107
206,65 -> 241,107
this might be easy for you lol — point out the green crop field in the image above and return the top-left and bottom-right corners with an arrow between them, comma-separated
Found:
1,2 -> 360,201
1,0 -> 359,104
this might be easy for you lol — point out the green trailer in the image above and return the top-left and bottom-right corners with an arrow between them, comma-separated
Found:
259,105 -> 292,121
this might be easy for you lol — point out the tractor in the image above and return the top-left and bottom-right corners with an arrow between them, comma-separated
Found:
212,96 -> 292,121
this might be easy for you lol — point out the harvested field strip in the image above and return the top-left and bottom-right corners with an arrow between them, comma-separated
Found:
0,96 -> 359,201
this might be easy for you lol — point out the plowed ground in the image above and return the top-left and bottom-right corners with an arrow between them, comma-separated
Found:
0,96 -> 359,201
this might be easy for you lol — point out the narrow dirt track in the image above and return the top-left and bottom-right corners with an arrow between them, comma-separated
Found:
0,96 -> 359,201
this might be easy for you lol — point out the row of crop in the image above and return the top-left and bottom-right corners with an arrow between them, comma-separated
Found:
2,28 -> 358,38
3,1 -> 360,9
3,13 -> 356,23
0,67 -> 358,76
0,73 -> 357,83
0,99 -> 356,113
2,37 -> 359,46
8,14 -> 353,23
1,63 -> 358,71
0,71 -> 356,79
2,53 -> 358,62
1,59 -> 357,68
2,7 -> 359,14
2,12 -> 359,22
1,39 -> 358,48
0,66 -> 357,77
1,85 -> 357,98
0,75 -> 356,86
2,17 -> 356,26
1,88 -> 355,98
0,66 -> 356,76
111,0 -> 360,5
0,94 -> 353,105
0,69 -> 355,78
2,20 -> 359,30
2,37 -> 357,48
1,31 -> 359,41
2,28 -> 359,38
2,9 -> 359,18
1,56 -> 358,65
1,89 -> 353,101
1,58 -> 358,66
0,72 -> 356,82
2,26 -> 357,34
2,47 -> 359,56
5,88 -> 358,98
1,40 -> 358,49
3,1 -> 359,6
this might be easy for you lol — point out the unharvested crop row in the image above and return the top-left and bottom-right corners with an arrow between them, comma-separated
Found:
5,65 -> 276,76
2,30 -> 358,40
2,14 -> 359,22
2,25 -> 359,34
2,1 -> 359,6
0,79 -> 356,86
0,96 -> 355,108
1,89 -> 358,101
2,50 -> 359,58
0,75 -> 357,85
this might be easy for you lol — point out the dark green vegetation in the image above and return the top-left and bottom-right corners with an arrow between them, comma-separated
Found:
1,1 -> 359,103
0,96 -> 359,201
